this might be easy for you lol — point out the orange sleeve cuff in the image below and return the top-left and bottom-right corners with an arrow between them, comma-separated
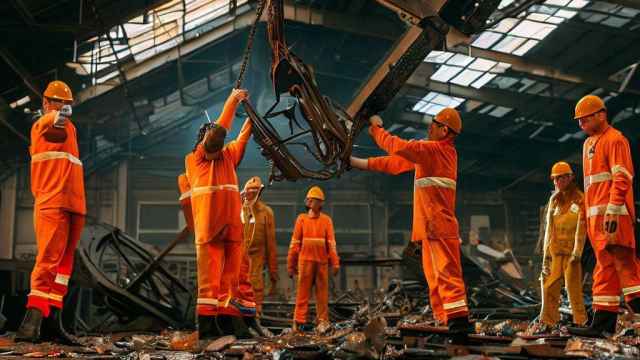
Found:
216,98 -> 240,130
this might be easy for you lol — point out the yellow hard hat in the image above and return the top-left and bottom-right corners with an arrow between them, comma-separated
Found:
550,161 -> 573,178
306,186 -> 325,201
243,176 -> 264,192
434,107 -> 462,134
44,80 -> 73,102
574,94 -> 605,119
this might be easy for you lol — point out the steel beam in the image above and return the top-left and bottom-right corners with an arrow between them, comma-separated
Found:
450,45 -> 636,94
11,0 -> 36,25
0,47 -> 42,99
405,62 -> 574,123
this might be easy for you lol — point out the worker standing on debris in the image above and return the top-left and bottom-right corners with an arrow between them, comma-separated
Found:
16,81 -> 85,344
538,161 -> 587,329
288,186 -> 340,332
178,173 -> 194,232
185,88 -> 253,339
241,176 -> 278,316
350,108 -> 472,342
568,95 -> 640,338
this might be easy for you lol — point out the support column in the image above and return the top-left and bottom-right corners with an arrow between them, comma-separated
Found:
115,161 -> 128,229
0,175 -> 17,259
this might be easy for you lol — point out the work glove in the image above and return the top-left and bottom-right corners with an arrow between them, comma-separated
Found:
230,88 -> 249,103
369,115 -> 383,128
54,105 -> 72,128
603,212 -> 620,246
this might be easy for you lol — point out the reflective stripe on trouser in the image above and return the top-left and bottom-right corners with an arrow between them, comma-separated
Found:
590,234 -> 640,311
294,261 -> 329,324
196,238 -> 241,316
28,208 -> 85,317
219,250 -> 256,317
540,255 -> 587,326
421,238 -> 468,324
249,253 -> 266,314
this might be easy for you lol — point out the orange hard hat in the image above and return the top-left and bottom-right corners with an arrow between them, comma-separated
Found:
550,161 -> 573,178
574,94 -> 605,119
434,107 -> 462,134
306,186 -> 325,201
243,176 -> 264,192
44,80 -> 73,102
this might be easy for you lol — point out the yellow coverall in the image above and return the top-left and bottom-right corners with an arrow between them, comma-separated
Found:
241,200 -> 278,314
540,190 -> 587,326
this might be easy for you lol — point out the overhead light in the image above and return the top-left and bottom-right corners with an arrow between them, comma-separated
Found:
9,96 -> 31,109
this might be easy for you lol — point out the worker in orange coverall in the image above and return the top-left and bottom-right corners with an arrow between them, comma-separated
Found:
185,88 -> 254,339
568,95 -> 640,338
241,176 -> 278,316
16,81 -> 85,344
539,162 -> 587,329
350,108 -> 472,343
287,186 -> 340,332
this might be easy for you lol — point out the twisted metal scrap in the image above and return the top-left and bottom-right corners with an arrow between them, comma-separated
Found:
246,0 -> 446,182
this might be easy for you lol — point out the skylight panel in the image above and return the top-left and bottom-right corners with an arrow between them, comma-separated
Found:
545,16 -> 565,24
451,69 -> 484,86
568,0 -> 589,9
493,18 -> 520,33
448,54 -> 475,67
617,7 -> 640,18
471,73 -> 497,89
424,104 -> 446,116
431,65 -> 462,82
491,62 -> 512,74
544,0 -> 569,6
469,58 -> 497,71
492,35 -> 527,53
527,13 -> 550,22
555,9 -> 577,18
425,50 -> 454,63
489,106 -> 513,117
601,16 -> 630,27
509,20 -> 556,40
472,31 -> 503,49
512,39 -> 539,56
584,13 -> 608,23
498,0 -> 515,9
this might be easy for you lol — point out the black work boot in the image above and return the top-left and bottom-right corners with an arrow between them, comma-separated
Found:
41,308 -> 79,345
447,316 -> 473,345
231,316 -> 252,339
198,315 -> 222,340
216,315 -> 235,336
15,308 -> 43,343
567,311 -> 617,338
628,298 -> 640,314
245,316 -> 268,337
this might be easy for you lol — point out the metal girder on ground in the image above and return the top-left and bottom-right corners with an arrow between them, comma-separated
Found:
449,45 -> 637,94
0,47 -> 42,100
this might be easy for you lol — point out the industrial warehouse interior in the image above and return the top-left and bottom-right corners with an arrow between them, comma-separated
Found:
1,0 -> 640,358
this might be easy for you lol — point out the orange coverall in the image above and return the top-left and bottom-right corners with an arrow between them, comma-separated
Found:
288,213 -> 340,325
28,111 -> 86,317
185,101 -> 252,316
242,200 -> 277,314
582,125 -> 640,311
177,173 -> 194,232
368,125 -> 468,324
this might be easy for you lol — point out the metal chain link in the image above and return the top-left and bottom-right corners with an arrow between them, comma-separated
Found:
235,0 -> 267,89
